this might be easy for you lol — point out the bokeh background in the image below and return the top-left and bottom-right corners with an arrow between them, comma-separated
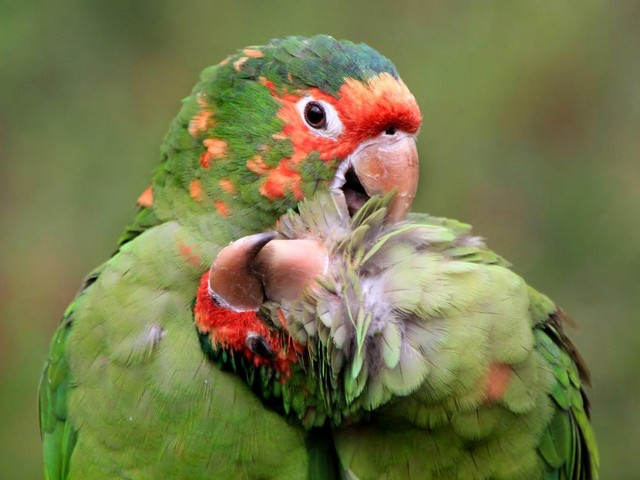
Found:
1,1 -> 638,478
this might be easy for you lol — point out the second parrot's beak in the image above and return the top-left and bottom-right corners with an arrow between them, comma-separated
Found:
332,132 -> 419,223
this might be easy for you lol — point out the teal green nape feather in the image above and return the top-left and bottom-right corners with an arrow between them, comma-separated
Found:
263,192 -> 598,479
266,35 -> 399,95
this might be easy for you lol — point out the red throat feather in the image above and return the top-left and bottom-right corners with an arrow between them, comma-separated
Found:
194,274 -> 300,376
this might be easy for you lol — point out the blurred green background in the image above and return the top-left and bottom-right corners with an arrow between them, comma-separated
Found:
1,1 -> 638,478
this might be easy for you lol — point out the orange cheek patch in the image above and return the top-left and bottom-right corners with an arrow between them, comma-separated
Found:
219,179 -> 235,194
189,93 -> 215,138
259,160 -> 303,200
234,57 -> 248,71
247,155 -> 269,175
200,138 -> 227,168
259,77 -> 278,96
189,109 -> 214,138
243,48 -> 263,58
137,186 -> 153,208
485,363 -> 512,402
215,200 -> 230,217
199,152 -> 211,169
189,179 -> 205,202
203,138 -> 227,159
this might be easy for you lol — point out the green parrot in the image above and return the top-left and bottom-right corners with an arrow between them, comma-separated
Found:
40,34 -> 598,479
209,192 -> 598,479
39,35 -> 422,479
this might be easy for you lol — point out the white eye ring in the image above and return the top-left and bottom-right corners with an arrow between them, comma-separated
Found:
296,97 -> 344,140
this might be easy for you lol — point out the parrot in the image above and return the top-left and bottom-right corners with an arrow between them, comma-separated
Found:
207,191 -> 599,479
39,35 -> 421,479
39,34 -> 598,479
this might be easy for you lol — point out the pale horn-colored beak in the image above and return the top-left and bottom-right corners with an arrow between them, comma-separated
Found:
207,134 -> 419,310
349,133 -> 419,223
208,232 -> 277,312
253,239 -> 328,304
207,234 -> 329,311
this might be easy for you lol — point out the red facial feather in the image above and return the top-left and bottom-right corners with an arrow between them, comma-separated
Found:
194,273 -> 300,376
260,159 -> 304,200
273,72 -> 421,164
255,73 -> 420,201
337,73 -> 422,143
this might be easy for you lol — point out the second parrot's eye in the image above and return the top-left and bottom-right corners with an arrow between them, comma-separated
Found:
304,102 -> 327,129
246,333 -> 276,360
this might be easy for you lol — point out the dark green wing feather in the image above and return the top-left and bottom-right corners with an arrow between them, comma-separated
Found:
39,269 -> 102,480
305,426 -> 340,480
39,308 -> 76,480
536,310 -> 599,480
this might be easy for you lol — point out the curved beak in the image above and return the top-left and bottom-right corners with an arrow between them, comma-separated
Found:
335,133 -> 419,223
253,239 -> 328,304
207,234 -> 328,312
208,232 -> 277,312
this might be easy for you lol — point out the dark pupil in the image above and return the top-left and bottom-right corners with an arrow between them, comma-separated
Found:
247,335 -> 276,360
305,102 -> 326,129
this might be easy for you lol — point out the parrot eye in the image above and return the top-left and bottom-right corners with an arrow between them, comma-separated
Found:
304,102 -> 327,129
246,332 -> 276,360
297,97 -> 344,139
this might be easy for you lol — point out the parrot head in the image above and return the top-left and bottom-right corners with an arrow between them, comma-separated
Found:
146,35 -> 421,237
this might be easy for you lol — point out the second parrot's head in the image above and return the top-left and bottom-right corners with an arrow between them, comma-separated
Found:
149,35 -> 421,234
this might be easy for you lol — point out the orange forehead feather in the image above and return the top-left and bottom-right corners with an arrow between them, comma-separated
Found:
337,73 -> 421,141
